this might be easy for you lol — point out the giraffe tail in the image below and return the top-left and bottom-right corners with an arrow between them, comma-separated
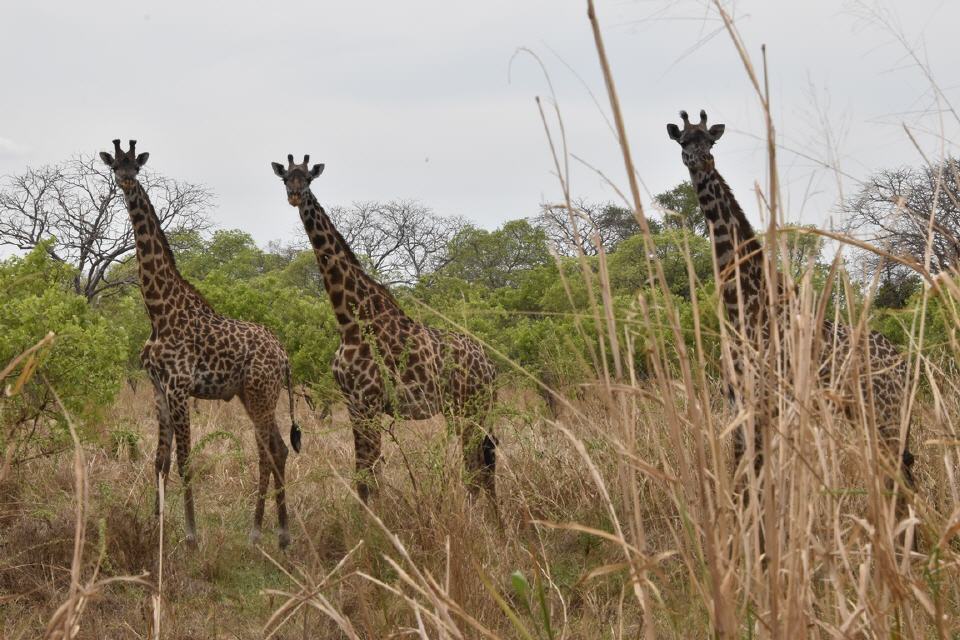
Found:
286,361 -> 302,454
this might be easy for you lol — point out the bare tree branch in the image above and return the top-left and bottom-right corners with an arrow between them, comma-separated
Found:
844,157 -> 960,279
535,199 -> 645,256
325,200 -> 465,286
0,154 -> 213,301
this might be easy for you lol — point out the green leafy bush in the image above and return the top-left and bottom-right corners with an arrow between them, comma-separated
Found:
0,243 -> 126,443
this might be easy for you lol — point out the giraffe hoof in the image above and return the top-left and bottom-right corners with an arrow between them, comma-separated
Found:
248,528 -> 262,545
278,530 -> 291,550
185,532 -> 198,549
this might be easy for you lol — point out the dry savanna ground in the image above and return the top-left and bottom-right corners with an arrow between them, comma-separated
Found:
3,351 -> 960,639
1,382 -> 668,638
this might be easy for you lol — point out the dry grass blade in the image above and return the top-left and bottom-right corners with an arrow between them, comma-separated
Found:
37,376 -> 152,640
6,2 -> 960,638
260,540 -> 364,638
0,332 -> 55,387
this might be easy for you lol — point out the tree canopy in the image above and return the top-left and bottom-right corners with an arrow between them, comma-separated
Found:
846,157 -> 960,276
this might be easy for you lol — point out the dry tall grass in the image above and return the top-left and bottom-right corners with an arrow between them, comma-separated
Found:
3,1 -> 960,638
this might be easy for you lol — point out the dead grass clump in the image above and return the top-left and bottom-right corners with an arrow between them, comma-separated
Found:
101,503 -> 160,576
0,506 -> 90,598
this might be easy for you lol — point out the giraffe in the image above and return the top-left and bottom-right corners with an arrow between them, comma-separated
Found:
665,111 -> 914,507
100,140 -> 301,549
270,155 -> 498,503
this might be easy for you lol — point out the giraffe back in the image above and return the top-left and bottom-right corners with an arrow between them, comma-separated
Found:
332,313 -> 495,421
726,283 -> 906,435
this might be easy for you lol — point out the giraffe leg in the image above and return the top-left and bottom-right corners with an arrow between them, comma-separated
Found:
895,422 -> 916,490
881,422 -> 916,536
730,385 -> 754,506
459,419 -> 497,502
168,395 -> 197,546
732,423 -> 763,501
249,429 -> 270,546
350,409 -> 382,504
901,447 -> 916,489
899,441 -> 918,552
151,381 -> 173,520
269,427 -> 290,549
242,385 -> 291,549
734,419 -> 766,556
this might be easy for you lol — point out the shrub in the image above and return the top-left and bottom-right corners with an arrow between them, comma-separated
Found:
0,243 -> 126,448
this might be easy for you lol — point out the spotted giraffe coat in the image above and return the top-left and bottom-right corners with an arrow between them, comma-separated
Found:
666,111 -> 913,486
271,155 -> 497,503
101,140 -> 300,549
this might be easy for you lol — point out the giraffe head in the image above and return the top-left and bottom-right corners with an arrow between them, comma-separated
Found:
271,155 -> 325,207
99,139 -> 149,190
666,110 -> 725,172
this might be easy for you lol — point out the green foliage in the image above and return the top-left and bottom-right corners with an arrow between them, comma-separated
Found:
778,225 -> 824,279
875,272 -> 922,310
177,229 -> 287,281
509,570 -> 555,639
655,181 -> 705,236
621,283 -> 723,379
608,229 -> 713,300
874,290 -> 957,375
594,203 -> 651,249
4,188 -> 924,426
0,243 -> 126,438
96,291 -> 151,380
441,219 -> 551,289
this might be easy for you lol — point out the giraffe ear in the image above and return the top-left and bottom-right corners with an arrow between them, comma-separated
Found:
136,152 -> 150,167
666,124 -> 682,141
708,124 -> 725,141
310,163 -> 325,178
272,162 -> 286,178
99,152 -> 115,166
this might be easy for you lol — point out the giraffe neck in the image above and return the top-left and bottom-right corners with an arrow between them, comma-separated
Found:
689,165 -> 765,324
297,189 -> 403,333
120,180 -> 211,328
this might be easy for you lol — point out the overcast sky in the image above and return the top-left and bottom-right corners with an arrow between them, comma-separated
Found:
1,0 -> 958,247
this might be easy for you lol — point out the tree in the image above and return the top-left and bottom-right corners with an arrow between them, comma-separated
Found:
0,154 -> 212,301
845,157 -> 960,276
0,243 -> 126,441
778,225 -> 824,278
536,200 -> 649,256
608,229 -> 714,300
441,219 -> 551,289
177,229 -> 288,281
654,181 -> 706,236
326,200 -> 465,286
873,265 -> 921,309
